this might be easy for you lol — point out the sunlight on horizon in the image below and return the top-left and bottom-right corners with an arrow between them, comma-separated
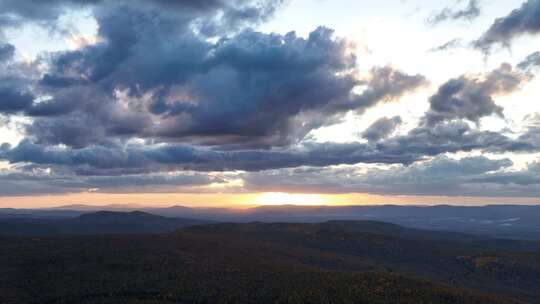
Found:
254,192 -> 326,206
2,192 -> 540,209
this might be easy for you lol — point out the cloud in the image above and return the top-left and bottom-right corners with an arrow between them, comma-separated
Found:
474,0 -> 540,52
3,140 -> 533,197
243,155 -> 540,197
376,120 -> 536,161
428,38 -> 464,53
350,66 -> 427,111
0,0 -> 431,185
23,1 -> 425,149
517,51 -> 540,70
516,113 -> 540,148
0,0 -> 281,32
0,140 -> 398,174
0,167 -> 222,196
2,1 -> 294,148
0,43 -> 38,115
6,145 -> 540,198
2,118 -> 537,176
7,152 -> 540,198
0,86 -> 34,114
1,114 -> 540,195
0,42 -> 14,62
2,0 -> 540,198
361,116 -> 403,142
148,27 -> 360,148
427,0 -> 481,25
423,64 -> 527,126
0,0 -> 98,20
471,161 -> 540,186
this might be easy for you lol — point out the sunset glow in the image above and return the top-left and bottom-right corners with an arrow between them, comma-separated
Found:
254,192 -> 326,206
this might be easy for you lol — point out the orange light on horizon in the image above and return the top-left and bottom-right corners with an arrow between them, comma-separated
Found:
254,192 -> 326,206
1,191 -> 540,209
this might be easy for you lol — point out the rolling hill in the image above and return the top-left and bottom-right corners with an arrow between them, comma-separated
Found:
0,211 -> 212,236
3,204 -> 539,240
1,219 -> 539,303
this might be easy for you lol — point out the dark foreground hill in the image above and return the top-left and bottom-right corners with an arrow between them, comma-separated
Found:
0,211 -> 212,236
2,220 -> 540,303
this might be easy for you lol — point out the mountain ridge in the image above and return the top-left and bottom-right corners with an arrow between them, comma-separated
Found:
0,210 -> 212,236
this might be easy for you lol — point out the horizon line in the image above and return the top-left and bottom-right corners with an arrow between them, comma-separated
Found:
3,202 -> 539,211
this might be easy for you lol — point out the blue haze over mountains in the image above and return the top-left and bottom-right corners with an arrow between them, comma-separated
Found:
2,204 -> 539,240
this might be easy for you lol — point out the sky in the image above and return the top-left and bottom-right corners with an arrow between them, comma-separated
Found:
2,0 -> 540,208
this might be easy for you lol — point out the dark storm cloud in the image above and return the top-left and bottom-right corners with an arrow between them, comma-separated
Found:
26,114 -> 109,148
0,0 -> 428,151
361,116 -> 403,142
0,51 -> 40,115
423,64 -> 527,126
0,86 -> 34,113
43,5 -> 212,89
2,142 -> 175,174
475,0 -> 540,51
23,86 -> 153,148
0,140 -> 408,174
149,27 -> 359,147
28,0 -> 425,149
5,0 -> 340,150
151,42 -> 425,148
427,0 -> 481,25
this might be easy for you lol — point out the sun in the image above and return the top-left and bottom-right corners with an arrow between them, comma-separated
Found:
254,192 -> 325,206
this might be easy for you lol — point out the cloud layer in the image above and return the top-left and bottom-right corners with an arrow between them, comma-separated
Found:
0,0 -> 540,199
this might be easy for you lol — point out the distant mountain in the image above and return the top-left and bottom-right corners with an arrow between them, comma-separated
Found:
2,220 -> 539,303
49,203 -> 146,211
144,204 -> 540,240
0,208 -> 85,219
0,211 -> 212,236
2,204 -> 540,240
